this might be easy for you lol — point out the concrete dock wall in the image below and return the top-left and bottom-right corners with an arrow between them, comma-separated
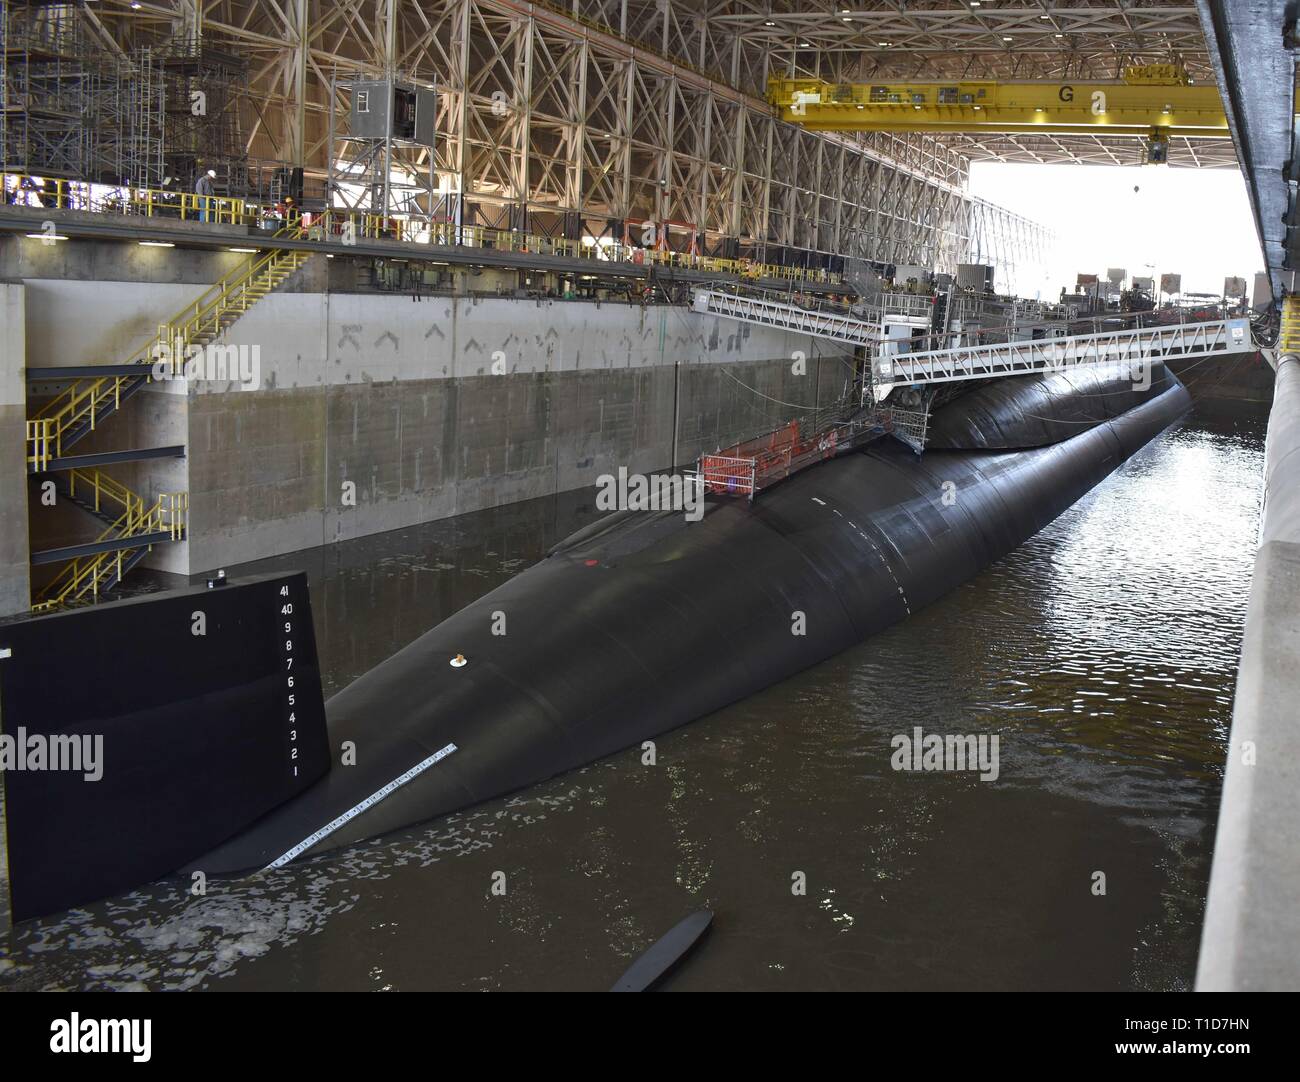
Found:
1197,353 -> 1300,991
0,283 -> 28,615
186,292 -> 844,571
7,240 -> 849,584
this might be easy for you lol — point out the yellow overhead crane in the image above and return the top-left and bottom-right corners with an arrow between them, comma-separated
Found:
768,64 -> 1228,143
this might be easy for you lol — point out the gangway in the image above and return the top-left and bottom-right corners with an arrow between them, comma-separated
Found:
693,287 -> 880,348
879,318 -> 1256,386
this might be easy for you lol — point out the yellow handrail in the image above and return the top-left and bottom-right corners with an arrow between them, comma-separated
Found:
27,227 -> 310,468
33,484 -> 188,611
6,170 -> 840,288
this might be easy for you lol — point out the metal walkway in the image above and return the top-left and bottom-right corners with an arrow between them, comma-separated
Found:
879,318 -> 1256,386
693,288 -> 880,347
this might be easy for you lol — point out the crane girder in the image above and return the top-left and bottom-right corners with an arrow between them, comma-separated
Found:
768,70 -> 1229,138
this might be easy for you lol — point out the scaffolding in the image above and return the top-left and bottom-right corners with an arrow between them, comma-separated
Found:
95,48 -> 165,188
156,35 -> 248,190
1,1 -> 168,187
1,1 -> 93,178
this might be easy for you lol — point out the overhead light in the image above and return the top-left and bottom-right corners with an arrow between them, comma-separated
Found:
1002,36 -> 1013,42
878,41 -> 891,47
765,20 -> 774,26
842,16 -> 852,21
1054,33 -> 1064,38
139,240 -> 174,247
130,1 -> 141,7
799,41 -> 811,47
25,233 -> 67,241
228,246 -> 259,253
857,104 -> 865,110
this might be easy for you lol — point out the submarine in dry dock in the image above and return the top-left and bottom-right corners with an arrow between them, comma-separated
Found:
0,360 -> 1191,917
189,361 -> 1192,874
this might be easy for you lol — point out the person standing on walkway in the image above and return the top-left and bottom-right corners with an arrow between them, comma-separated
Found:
195,169 -> 216,222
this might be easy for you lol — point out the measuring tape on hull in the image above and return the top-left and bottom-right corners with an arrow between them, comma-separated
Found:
264,742 -> 459,869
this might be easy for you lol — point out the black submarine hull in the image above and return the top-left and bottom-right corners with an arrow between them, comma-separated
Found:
194,374 -> 1191,873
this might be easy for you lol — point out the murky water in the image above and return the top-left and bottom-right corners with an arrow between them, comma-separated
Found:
0,407 -> 1266,991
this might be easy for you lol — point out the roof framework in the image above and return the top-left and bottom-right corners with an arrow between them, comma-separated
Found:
17,2 -> 1226,271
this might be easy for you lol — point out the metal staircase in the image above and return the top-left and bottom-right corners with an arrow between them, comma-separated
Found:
31,469 -> 188,613
26,223 -> 312,610
879,318 -> 1255,386
27,225 -> 311,470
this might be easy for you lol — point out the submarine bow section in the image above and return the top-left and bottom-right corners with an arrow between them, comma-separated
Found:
193,372 -> 1191,873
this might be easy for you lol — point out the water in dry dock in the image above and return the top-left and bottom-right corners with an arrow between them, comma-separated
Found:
0,407 -> 1267,991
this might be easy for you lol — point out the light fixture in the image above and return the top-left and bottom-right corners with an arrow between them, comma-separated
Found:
857,104 -> 865,109
764,20 -> 774,26
1003,36 -> 1013,42
25,233 -> 67,241
228,247 -> 259,253
799,41 -> 811,47
139,240 -> 174,247
878,41 -> 891,47
1054,33 -> 1064,38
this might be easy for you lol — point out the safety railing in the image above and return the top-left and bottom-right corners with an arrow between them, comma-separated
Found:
2,171 -> 839,287
27,222 -> 310,469
699,407 -> 879,500
883,317 -> 1256,386
64,466 -> 143,520
698,454 -> 757,498
693,287 -> 880,345
874,404 -> 930,452
152,225 -> 311,365
878,291 -> 936,319
32,490 -> 187,612
4,174 -> 248,225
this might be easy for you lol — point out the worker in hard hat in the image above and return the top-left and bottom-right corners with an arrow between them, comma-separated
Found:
195,168 -> 216,222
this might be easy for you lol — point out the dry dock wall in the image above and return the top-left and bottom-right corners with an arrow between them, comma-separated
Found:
1197,353 -> 1300,991
7,238 -> 848,591
1,282 -> 28,615
187,292 -> 846,572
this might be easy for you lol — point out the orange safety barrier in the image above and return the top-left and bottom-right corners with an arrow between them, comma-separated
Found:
702,417 -> 855,499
